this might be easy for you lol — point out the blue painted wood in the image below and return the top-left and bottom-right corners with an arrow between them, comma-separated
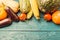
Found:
0,32 -> 60,40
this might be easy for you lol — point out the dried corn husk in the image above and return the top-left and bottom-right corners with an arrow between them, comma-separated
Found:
19,0 -> 31,13
0,0 -> 19,13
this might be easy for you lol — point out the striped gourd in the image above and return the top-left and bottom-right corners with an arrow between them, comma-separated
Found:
37,0 -> 60,12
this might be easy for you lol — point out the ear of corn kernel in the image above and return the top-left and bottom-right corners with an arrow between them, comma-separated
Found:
27,10 -> 33,19
29,0 -> 40,19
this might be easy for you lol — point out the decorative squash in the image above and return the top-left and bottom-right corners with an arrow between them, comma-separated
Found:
37,0 -> 60,12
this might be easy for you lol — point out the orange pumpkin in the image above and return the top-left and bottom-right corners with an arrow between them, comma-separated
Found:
52,11 -> 60,24
0,7 -> 7,20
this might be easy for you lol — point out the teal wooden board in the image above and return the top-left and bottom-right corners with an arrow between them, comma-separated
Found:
0,31 -> 60,40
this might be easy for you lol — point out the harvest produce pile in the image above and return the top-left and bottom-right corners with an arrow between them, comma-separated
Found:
0,0 -> 60,27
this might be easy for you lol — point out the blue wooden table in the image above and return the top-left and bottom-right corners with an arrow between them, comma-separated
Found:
0,0 -> 60,40
0,31 -> 60,40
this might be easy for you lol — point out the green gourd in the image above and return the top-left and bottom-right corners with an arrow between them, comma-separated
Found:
19,0 -> 31,13
37,0 -> 60,12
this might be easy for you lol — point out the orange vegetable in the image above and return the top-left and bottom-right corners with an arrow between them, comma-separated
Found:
44,13 -> 52,21
19,13 -> 27,21
52,11 -> 60,24
0,7 -> 7,20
